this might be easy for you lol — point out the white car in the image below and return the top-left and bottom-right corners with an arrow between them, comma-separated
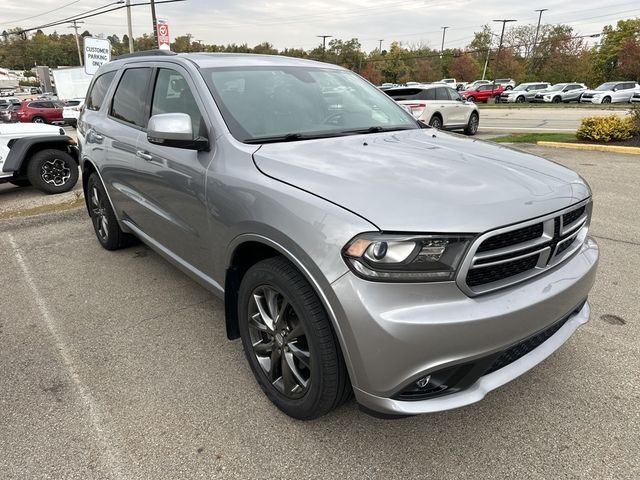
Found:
63,99 -> 85,127
631,91 -> 640,103
0,122 -> 79,193
532,83 -> 588,103
580,81 -> 640,104
463,80 -> 491,91
385,84 -> 479,135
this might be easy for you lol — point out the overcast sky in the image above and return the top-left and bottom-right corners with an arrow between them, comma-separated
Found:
2,0 -> 640,52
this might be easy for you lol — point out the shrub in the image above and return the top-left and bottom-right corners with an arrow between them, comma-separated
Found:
628,106 -> 640,136
576,114 -> 636,142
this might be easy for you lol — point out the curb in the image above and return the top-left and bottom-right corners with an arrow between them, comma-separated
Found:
537,141 -> 640,155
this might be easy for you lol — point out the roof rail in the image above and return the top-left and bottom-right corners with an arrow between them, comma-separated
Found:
115,49 -> 178,60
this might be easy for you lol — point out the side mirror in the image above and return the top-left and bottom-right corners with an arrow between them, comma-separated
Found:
147,113 -> 209,151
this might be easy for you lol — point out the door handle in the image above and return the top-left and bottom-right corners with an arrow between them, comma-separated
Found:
91,131 -> 104,142
136,150 -> 153,161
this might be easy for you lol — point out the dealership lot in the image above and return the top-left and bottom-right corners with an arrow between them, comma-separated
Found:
0,145 -> 639,479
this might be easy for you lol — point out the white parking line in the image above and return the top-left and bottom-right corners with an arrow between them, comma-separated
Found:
6,232 -> 126,480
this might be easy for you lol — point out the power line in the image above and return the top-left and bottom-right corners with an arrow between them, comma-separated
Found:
1,0 -> 82,26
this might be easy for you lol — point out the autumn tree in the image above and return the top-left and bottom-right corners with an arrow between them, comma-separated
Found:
619,38 -> 640,81
448,54 -> 480,81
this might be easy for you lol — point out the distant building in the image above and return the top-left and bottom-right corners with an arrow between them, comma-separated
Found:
0,68 -> 20,90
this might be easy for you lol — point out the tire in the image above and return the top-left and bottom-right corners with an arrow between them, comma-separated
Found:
86,173 -> 135,250
32,116 -> 45,123
506,85 -> 513,90
516,95 -> 525,103
238,257 -> 351,419
602,96 -> 611,104
467,96 -> 476,103
429,115 -> 443,129
26,148 -> 79,194
552,96 -> 561,103
9,179 -> 31,187
464,112 -> 479,136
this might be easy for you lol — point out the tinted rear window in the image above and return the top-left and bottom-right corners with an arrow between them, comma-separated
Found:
110,68 -> 151,128
386,88 -> 435,101
86,71 -> 116,111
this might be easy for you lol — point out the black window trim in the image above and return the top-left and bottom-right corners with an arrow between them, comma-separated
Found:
107,66 -> 155,132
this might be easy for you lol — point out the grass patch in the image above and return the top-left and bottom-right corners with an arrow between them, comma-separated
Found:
0,195 -> 84,220
489,133 -> 577,143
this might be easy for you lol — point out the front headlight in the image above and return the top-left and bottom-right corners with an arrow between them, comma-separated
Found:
342,233 -> 474,282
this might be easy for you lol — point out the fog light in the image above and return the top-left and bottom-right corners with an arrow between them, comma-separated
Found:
416,375 -> 431,389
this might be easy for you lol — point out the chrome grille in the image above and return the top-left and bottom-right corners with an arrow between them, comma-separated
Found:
457,200 -> 591,296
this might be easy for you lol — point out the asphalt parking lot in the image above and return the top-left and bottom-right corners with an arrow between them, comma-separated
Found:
1,145 -> 639,479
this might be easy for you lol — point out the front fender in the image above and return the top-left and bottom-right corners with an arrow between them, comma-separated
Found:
2,135 -> 76,173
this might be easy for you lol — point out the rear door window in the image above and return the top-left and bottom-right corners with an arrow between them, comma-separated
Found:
86,71 -> 116,111
110,68 -> 152,128
435,87 -> 450,101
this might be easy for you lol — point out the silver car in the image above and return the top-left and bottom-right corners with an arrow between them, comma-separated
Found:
532,83 -> 588,103
78,53 -> 599,419
497,82 -> 551,103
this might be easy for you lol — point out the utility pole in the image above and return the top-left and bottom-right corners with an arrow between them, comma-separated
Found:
440,26 -> 449,56
491,19 -> 516,94
317,35 -> 332,60
482,48 -> 490,80
150,0 -> 159,47
125,0 -> 134,53
531,9 -> 548,59
68,20 -> 85,66
378,39 -> 383,52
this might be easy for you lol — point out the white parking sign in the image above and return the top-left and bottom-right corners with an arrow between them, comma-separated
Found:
84,37 -> 111,75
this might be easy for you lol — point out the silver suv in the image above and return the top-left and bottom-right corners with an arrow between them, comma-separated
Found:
78,52 -> 599,419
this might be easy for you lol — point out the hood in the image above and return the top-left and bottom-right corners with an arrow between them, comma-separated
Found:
583,89 -> 610,95
253,129 -> 590,233
0,123 -> 62,137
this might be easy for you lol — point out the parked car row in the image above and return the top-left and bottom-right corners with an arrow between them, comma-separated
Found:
0,98 -> 84,127
382,79 -> 640,105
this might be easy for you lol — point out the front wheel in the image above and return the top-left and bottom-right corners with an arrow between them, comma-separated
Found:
601,96 -> 612,104
466,96 -> 476,103
26,149 -> 79,194
238,257 -> 351,419
464,112 -> 479,136
552,96 -> 561,103
32,116 -> 45,123
516,95 -> 526,103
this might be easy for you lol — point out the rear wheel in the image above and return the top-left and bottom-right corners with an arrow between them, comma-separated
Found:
464,112 -> 479,136
429,114 -> 443,129
26,149 -> 79,194
238,257 -> 351,419
86,173 -> 135,250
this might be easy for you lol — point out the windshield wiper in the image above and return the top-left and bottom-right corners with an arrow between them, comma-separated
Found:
338,126 -> 417,135
244,133 -> 307,144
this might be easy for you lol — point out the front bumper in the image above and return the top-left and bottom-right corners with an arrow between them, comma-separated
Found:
330,237 -> 598,415
495,95 -> 517,103
580,96 -> 601,104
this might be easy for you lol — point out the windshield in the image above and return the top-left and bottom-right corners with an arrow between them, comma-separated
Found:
548,84 -> 565,91
202,66 -> 418,143
596,82 -> 617,91
512,84 -> 529,91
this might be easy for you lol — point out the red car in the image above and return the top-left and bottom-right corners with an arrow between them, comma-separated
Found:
11,100 -> 64,124
461,84 -> 505,103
